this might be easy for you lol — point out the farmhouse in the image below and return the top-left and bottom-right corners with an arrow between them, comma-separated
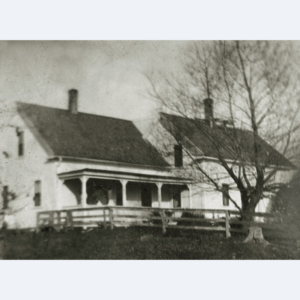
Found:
0,90 -> 295,229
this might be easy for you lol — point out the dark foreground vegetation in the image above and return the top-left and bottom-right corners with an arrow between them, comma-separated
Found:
2,225 -> 300,260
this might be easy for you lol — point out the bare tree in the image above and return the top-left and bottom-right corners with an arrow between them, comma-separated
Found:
146,41 -> 300,220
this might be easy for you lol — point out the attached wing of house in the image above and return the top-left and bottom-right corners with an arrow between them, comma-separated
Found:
156,107 -> 296,215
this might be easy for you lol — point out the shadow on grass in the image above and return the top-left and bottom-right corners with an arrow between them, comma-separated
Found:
1,225 -> 299,260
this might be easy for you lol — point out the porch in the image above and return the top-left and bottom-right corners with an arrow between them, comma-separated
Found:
57,168 -> 193,210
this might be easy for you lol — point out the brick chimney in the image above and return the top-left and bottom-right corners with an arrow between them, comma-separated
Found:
69,89 -> 78,114
204,98 -> 213,121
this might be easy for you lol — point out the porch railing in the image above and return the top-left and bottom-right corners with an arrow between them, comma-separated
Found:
36,206 -> 276,237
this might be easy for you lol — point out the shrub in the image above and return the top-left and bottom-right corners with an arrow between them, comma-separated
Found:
150,210 -> 174,224
177,211 -> 208,227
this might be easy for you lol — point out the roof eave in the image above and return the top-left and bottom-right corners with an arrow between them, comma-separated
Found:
193,155 -> 296,170
48,155 -> 171,170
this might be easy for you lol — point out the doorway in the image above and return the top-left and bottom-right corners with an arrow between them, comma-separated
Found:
173,190 -> 181,208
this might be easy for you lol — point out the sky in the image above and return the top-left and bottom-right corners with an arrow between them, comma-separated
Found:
0,41 -> 188,121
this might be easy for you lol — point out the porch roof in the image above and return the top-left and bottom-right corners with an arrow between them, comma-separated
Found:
58,168 -> 193,185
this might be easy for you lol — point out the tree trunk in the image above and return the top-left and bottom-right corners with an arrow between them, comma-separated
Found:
240,194 -> 269,245
243,226 -> 269,245
242,206 -> 255,222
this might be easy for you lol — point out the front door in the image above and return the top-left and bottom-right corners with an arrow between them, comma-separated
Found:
141,185 -> 152,207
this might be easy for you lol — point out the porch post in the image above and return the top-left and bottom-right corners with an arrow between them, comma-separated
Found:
188,184 -> 193,209
81,176 -> 88,207
120,180 -> 128,207
56,179 -> 64,210
156,183 -> 163,208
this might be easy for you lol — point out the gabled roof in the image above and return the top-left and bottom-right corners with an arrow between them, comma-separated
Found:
17,102 -> 169,167
160,112 -> 295,169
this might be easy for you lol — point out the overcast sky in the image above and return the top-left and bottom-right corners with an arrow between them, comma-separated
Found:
0,41 -> 189,121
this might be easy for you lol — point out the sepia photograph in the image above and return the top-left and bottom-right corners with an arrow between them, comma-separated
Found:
0,1 -> 299,299
1,39 -> 300,260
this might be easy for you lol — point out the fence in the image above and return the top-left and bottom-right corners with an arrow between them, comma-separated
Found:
36,206 -> 276,237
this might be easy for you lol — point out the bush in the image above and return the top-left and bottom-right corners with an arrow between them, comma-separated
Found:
271,171 -> 300,224
150,210 -> 174,224
177,211 -> 209,227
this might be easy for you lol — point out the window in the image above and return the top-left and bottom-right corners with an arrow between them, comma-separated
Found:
222,184 -> 229,206
174,144 -> 183,167
34,180 -> 41,206
18,131 -> 24,157
2,186 -> 8,209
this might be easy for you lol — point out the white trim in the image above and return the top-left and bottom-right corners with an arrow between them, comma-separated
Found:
58,169 -> 192,185
49,155 -> 171,171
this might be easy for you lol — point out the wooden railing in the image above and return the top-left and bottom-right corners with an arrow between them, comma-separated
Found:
36,206 -> 276,237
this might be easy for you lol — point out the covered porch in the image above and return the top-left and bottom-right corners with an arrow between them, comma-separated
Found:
57,168 -> 193,210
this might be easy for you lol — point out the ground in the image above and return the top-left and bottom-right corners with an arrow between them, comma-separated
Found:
2,226 -> 299,259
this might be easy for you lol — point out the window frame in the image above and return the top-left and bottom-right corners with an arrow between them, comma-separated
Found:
222,184 -> 229,206
174,144 -> 183,167
34,180 -> 41,207
2,186 -> 9,209
18,131 -> 24,157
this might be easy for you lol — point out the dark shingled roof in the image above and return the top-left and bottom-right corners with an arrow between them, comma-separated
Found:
161,112 -> 295,169
17,102 -> 169,167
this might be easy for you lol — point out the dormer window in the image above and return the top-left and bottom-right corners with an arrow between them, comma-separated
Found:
18,131 -> 24,157
174,144 -> 183,167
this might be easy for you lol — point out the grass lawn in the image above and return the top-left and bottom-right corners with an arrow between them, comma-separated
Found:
2,226 -> 299,260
